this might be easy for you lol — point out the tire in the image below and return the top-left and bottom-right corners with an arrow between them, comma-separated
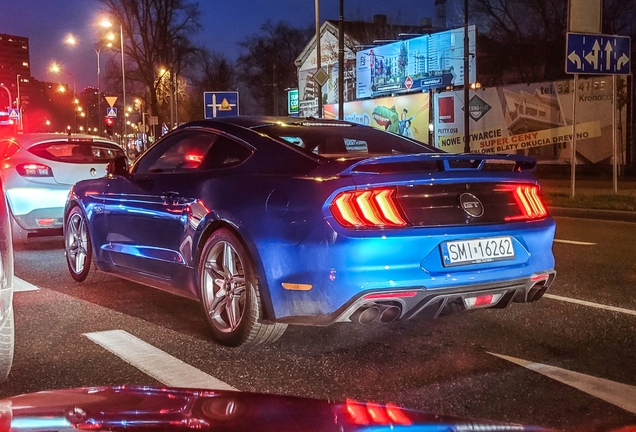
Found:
199,228 -> 287,347
0,305 -> 15,383
64,206 -> 93,282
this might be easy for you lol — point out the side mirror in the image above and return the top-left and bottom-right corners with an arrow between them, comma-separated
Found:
107,155 -> 130,177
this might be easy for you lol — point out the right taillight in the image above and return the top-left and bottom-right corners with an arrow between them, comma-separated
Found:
498,184 -> 547,221
330,188 -> 407,228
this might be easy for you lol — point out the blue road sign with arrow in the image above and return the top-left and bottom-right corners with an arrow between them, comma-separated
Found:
566,33 -> 631,75
204,92 -> 239,118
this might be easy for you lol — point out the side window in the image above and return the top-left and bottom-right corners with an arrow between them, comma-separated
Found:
199,136 -> 253,170
134,131 -> 216,174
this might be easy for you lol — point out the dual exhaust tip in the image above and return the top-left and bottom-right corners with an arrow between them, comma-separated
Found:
352,303 -> 401,324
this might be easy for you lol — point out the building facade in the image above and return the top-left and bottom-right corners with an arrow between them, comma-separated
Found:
0,33 -> 30,109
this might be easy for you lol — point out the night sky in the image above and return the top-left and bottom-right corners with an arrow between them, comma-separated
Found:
0,0 -> 439,90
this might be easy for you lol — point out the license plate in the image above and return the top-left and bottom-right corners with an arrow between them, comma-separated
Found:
441,236 -> 515,267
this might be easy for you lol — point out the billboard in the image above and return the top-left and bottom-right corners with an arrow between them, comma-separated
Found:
433,76 -> 626,164
356,26 -> 477,99
287,89 -> 299,115
324,92 -> 430,143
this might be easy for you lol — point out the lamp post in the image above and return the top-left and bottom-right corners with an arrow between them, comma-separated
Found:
101,19 -> 127,149
49,63 -> 76,96
94,40 -> 113,135
66,33 -> 114,134
50,63 -> 77,131
16,74 -> 22,131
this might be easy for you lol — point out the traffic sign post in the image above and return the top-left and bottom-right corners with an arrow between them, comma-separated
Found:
566,33 -> 631,75
565,33 -> 630,197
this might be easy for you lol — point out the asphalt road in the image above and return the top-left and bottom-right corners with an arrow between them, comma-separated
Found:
2,216 -> 636,432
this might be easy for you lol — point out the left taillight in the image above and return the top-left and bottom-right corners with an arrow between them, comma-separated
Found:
497,184 -> 547,221
330,188 -> 407,228
16,163 -> 53,177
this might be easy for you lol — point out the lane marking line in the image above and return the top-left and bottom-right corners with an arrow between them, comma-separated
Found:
14,277 -> 39,292
544,294 -> 636,317
84,329 -> 237,391
554,239 -> 596,246
488,352 -> 636,414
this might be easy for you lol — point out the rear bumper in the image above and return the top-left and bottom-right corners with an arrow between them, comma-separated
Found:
276,272 -> 555,326
6,186 -> 70,217
12,207 -> 64,231
258,217 -> 556,321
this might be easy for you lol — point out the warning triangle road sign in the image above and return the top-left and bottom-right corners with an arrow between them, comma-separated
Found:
105,96 -> 118,108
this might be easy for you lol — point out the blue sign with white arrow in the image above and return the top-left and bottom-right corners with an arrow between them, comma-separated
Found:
566,33 -> 631,75
204,92 -> 239,118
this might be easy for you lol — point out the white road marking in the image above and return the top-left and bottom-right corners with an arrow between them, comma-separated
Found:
544,294 -> 636,317
489,352 -> 636,414
554,239 -> 596,246
84,329 -> 237,391
14,277 -> 39,292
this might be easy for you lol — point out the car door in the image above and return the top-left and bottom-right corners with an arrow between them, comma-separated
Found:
102,130 -> 217,285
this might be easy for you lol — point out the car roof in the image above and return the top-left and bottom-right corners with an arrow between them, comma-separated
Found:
180,116 -> 360,130
4,133 -> 120,149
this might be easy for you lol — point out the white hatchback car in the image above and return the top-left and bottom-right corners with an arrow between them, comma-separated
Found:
0,133 -> 125,243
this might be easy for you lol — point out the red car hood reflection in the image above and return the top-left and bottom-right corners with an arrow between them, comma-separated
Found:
0,386 -> 551,431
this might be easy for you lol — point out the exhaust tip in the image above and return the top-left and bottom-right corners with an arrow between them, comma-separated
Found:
378,305 -> 401,323
354,306 -> 381,324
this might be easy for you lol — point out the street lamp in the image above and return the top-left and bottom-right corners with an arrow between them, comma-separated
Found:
100,18 -> 127,148
49,63 -> 76,96
65,33 -> 114,135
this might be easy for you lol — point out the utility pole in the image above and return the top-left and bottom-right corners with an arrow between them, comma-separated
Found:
338,0 -> 344,120
463,0 -> 470,153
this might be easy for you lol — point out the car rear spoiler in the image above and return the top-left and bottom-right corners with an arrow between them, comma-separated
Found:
339,153 -> 537,176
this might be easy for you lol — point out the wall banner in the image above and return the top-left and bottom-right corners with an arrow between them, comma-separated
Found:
433,77 -> 626,164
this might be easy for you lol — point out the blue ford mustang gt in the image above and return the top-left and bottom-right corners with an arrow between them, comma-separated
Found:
64,116 -> 556,346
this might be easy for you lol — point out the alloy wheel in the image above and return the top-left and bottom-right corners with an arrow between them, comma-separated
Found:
202,241 -> 247,333
66,212 -> 89,275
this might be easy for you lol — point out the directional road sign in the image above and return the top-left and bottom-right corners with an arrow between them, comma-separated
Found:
204,92 -> 239,118
566,33 -> 631,75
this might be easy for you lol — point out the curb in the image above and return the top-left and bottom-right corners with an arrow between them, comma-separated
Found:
549,207 -> 636,223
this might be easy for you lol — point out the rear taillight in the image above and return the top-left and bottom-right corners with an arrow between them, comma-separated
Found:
330,188 -> 407,228
345,400 -> 412,426
497,184 -> 547,221
16,163 -> 53,177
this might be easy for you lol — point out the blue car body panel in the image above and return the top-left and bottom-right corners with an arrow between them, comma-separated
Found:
65,117 -> 556,326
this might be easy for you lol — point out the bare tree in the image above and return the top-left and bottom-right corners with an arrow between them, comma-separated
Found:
468,0 -> 636,84
236,21 -> 313,115
185,49 -> 237,120
98,0 -> 202,124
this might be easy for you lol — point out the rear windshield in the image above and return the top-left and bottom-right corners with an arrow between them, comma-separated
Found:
254,122 -> 440,159
28,141 -> 125,164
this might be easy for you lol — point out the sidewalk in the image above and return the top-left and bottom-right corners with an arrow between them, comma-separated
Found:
539,178 -> 636,197
538,177 -> 636,222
